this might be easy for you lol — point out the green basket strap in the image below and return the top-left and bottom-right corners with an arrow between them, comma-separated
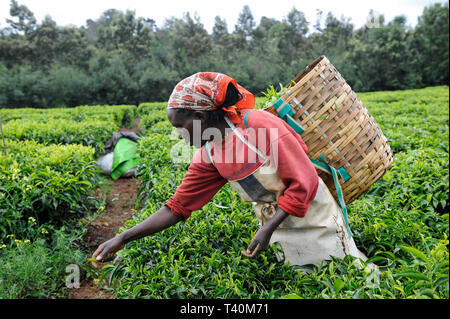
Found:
243,110 -> 251,129
310,156 -> 353,237
338,166 -> 351,182
273,98 -> 305,135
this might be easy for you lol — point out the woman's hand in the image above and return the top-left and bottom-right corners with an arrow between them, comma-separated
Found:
241,226 -> 273,258
92,235 -> 125,262
91,206 -> 183,265
241,207 -> 289,258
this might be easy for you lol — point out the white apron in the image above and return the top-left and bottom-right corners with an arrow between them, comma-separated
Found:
206,116 -> 368,268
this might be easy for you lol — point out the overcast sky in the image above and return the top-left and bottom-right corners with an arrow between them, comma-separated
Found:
0,0 -> 445,33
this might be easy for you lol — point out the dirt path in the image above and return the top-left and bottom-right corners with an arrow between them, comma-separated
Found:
71,119 -> 142,299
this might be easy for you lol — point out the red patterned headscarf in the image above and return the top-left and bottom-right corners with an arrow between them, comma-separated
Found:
167,72 -> 255,124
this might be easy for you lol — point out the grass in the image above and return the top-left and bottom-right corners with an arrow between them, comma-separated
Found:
0,225 -> 86,298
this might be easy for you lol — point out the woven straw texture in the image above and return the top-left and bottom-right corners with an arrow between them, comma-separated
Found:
265,56 -> 393,204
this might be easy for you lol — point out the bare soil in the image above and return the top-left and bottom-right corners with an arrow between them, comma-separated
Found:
70,119 -> 142,299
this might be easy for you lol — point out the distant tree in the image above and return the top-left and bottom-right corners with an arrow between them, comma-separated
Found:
284,7 -> 309,62
348,14 -> 418,91
95,9 -> 155,62
88,50 -> 139,105
135,59 -> 180,102
54,26 -> 94,70
262,8 -> 309,67
212,16 -> 229,46
322,12 -> 353,49
46,64 -> 92,107
0,1 -> 448,108
0,0 -> 36,67
0,62 -> 9,106
29,15 -> 59,67
313,9 -> 323,33
5,0 -> 37,36
409,1 -> 449,86
267,21 -> 294,63
253,16 -> 278,44
0,32 -> 34,68
286,7 -> 309,36
0,64 -> 50,107
164,13 -> 213,76
233,5 -> 256,49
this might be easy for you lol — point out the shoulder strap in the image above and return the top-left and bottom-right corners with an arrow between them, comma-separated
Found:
224,115 -> 267,161
204,141 -> 215,167
243,109 -> 251,129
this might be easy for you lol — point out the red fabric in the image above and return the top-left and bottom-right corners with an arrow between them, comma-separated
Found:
165,148 -> 227,220
167,72 -> 255,124
241,110 -> 319,217
165,109 -> 319,220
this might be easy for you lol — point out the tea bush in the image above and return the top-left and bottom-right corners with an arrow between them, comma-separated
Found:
1,105 -> 137,153
144,121 -> 175,135
2,118 -> 118,153
137,102 -> 167,117
0,104 -> 136,127
0,137 -> 103,298
359,86 -> 449,154
65,104 -> 136,127
0,104 -> 138,299
0,139 -> 100,240
140,110 -> 167,132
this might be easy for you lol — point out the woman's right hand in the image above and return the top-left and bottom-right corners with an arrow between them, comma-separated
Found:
90,206 -> 182,266
92,235 -> 125,263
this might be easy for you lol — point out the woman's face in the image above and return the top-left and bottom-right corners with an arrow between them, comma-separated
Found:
167,108 -> 209,148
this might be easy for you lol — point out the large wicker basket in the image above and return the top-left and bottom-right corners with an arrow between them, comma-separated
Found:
265,56 -> 393,204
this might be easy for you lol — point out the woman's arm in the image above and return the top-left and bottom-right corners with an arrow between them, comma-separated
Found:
242,206 -> 288,258
93,149 -> 226,262
92,205 -> 183,261
120,205 -> 183,243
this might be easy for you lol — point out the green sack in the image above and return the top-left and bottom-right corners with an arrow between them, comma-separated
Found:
111,137 -> 140,180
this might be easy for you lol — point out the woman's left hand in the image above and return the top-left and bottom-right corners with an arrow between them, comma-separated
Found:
241,226 -> 273,258
241,207 -> 289,258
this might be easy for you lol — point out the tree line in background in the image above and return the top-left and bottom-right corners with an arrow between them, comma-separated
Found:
0,0 -> 448,108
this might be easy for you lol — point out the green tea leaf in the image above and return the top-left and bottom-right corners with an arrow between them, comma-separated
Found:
396,271 -> 429,281
280,293 -> 303,299
333,278 -> 345,293
399,245 -> 430,263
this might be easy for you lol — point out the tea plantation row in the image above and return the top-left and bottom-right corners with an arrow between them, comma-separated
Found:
0,104 -> 138,297
0,105 -> 136,153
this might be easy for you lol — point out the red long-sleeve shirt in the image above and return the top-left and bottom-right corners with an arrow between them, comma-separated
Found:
166,109 -> 319,220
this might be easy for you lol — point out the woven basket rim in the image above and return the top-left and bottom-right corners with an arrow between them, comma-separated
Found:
286,55 -> 328,89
